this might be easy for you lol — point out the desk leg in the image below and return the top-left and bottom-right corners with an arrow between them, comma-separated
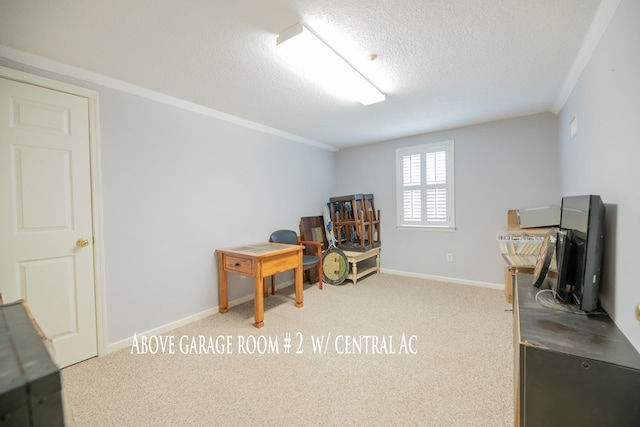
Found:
254,265 -> 264,328
218,253 -> 228,314
295,250 -> 304,308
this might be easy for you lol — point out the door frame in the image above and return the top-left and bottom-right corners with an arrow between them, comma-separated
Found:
1,65 -> 107,358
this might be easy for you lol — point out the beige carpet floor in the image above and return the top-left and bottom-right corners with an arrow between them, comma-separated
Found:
62,273 -> 514,426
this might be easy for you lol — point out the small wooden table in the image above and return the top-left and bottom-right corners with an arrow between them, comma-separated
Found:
343,247 -> 381,285
216,242 -> 304,328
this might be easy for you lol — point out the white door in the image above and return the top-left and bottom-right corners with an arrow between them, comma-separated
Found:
0,77 -> 97,368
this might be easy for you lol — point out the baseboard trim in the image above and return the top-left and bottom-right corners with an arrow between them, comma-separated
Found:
106,279 -> 296,354
107,273 -> 498,354
380,268 -> 503,290
107,308 -> 217,353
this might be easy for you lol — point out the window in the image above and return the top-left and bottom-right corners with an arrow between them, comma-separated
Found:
396,140 -> 455,229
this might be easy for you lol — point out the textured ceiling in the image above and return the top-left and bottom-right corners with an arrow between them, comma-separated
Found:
0,0 -> 606,150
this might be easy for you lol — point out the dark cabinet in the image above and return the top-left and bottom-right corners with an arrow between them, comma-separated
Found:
514,274 -> 640,426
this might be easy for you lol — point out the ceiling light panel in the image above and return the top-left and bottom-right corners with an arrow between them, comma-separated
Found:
276,23 -> 385,106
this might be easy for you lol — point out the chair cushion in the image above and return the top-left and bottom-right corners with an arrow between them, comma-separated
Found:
302,255 -> 320,267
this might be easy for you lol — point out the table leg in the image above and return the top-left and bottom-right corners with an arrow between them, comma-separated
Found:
218,252 -> 228,314
295,250 -> 304,308
352,260 -> 358,285
254,275 -> 264,328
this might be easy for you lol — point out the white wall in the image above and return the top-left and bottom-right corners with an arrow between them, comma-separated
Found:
0,58 -> 337,345
99,89 -> 336,343
335,113 -> 560,285
558,0 -> 640,351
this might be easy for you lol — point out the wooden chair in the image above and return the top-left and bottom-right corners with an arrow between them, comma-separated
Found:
329,194 -> 371,250
299,215 -> 328,284
267,229 -> 323,294
363,194 -> 381,245
299,216 -> 328,251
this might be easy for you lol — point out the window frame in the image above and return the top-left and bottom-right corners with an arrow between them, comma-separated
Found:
395,140 -> 456,230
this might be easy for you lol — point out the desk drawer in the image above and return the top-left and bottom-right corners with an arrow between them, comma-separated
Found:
224,256 -> 253,275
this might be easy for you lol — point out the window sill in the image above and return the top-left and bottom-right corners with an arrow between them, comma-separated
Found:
396,225 -> 456,232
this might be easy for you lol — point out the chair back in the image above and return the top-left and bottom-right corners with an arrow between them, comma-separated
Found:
269,229 -> 298,245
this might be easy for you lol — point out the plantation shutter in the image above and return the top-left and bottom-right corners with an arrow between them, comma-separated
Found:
397,141 -> 454,228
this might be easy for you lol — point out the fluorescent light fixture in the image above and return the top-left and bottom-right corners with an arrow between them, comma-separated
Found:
276,23 -> 385,106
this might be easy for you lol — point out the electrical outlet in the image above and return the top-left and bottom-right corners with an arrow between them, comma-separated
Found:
447,253 -> 453,262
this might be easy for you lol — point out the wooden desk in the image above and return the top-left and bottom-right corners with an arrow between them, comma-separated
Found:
216,242 -> 304,328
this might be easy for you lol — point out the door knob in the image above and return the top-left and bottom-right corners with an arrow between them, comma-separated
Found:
76,238 -> 90,248
636,304 -> 640,324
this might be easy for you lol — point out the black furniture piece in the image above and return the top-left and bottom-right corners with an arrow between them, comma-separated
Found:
0,301 -> 64,426
514,274 -> 640,426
